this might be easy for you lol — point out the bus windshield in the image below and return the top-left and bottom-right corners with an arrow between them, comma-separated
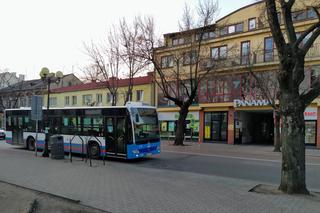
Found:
130,108 -> 160,144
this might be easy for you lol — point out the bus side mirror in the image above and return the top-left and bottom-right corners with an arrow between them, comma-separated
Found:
135,114 -> 139,123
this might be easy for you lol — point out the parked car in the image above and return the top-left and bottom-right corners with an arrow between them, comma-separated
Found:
0,129 -> 5,140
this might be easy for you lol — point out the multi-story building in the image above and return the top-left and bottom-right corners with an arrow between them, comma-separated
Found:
46,72 -> 155,107
0,73 -> 82,127
155,1 -> 320,147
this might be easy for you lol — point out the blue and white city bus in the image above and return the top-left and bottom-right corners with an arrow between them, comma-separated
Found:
4,103 -> 160,159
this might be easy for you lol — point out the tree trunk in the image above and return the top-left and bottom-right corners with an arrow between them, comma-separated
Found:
274,110 -> 281,152
174,106 -> 189,146
279,100 -> 309,194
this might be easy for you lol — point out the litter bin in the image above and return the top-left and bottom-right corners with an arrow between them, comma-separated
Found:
50,135 -> 64,159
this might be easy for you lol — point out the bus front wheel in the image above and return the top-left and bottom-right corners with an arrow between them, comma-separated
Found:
88,141 -> 100,159
27,137 -> 35,151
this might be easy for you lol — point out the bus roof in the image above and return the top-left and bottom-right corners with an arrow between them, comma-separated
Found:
4,103 -> 156,111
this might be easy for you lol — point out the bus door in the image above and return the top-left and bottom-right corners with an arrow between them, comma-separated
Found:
12,116 -> 24,145
105,116 -> 127,156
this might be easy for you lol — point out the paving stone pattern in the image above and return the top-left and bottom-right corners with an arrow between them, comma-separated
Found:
0,142 -> 319,213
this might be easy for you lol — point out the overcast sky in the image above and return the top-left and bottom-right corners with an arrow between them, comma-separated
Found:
0,0 -> 254,80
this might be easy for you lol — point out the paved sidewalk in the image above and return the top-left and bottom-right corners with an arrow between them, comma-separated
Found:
161,140 -> 320,163
0,142 -> 319,213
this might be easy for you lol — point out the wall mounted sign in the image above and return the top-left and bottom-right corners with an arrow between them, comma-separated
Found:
234,99 -> 270,108
304,107 -> 317,120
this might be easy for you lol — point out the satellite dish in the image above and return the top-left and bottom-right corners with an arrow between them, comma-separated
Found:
40,67 -> 50,78
56,71 -> 63,78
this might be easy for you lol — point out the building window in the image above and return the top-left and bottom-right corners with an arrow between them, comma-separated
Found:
82,94 -> 92,106
172,37 -> 185,46
277,12 -> 282,24
161,55 -> 174,68
235,23 -> 244,32
211,46 -> 227,60
219,26 -> 228,36
107,93 -> 113,104
228,25 -> 236,34
248,18 -> 256,30
292,10 -> 307,22
136,90 -> 144,102
72,96 -> 77,105
264,37 -> 274,62
183,51 -> 198,65
96,93 -> 102,104
195,31 -> 216,41
49,97 -> 57,107
19,97 -> 26,107
241,41 -> 250,65
64,96 -> 70,106
307,8 -> 317,19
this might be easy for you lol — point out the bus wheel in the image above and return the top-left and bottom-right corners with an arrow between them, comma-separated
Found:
27,137 -> 35,151
88,142 -> 100,159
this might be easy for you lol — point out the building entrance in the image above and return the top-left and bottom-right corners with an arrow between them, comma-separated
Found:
235,111 -> 274,145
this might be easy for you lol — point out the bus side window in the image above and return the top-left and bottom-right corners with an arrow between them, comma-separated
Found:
18,117 -> 23,128
106,118 -> 113,134
93,118 -> 103,136
6,116 -> 12,130
83,117 -> 92,136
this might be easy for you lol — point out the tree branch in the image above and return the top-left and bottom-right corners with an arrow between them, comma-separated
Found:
300,78 -> 320,106
266,0 -> 287,57
280,0 -> 297,44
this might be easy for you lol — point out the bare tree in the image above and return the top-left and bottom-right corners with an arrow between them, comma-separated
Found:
265,0 -> 320,194
0,69 -> 26,112
84,29 -> 121,106
118,18 -> 150,105
137,0 -> 219,146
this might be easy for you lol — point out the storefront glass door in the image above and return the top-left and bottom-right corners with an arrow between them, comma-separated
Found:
204,112 -> 228,142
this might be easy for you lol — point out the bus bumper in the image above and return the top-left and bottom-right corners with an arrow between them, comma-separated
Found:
127,141 -> 161,159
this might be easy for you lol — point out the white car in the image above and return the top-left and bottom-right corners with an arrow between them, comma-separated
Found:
0,129 -> 5,140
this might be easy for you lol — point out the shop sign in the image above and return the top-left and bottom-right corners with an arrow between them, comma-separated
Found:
158,112 -> 199,121
234,99 -> 270,108
304,107 -> 317,120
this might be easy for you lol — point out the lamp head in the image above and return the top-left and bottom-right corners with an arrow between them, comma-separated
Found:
56,71 -> 63,78
40,67 -> 50,78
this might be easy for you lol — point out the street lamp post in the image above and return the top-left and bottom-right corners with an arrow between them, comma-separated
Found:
40,67 -> 63,157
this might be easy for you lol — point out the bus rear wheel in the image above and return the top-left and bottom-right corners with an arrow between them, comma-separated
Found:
27,137 -> 35,151
88,142 -> 100,159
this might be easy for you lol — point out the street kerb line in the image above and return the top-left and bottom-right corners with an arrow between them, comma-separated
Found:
162,150 -> 320,166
